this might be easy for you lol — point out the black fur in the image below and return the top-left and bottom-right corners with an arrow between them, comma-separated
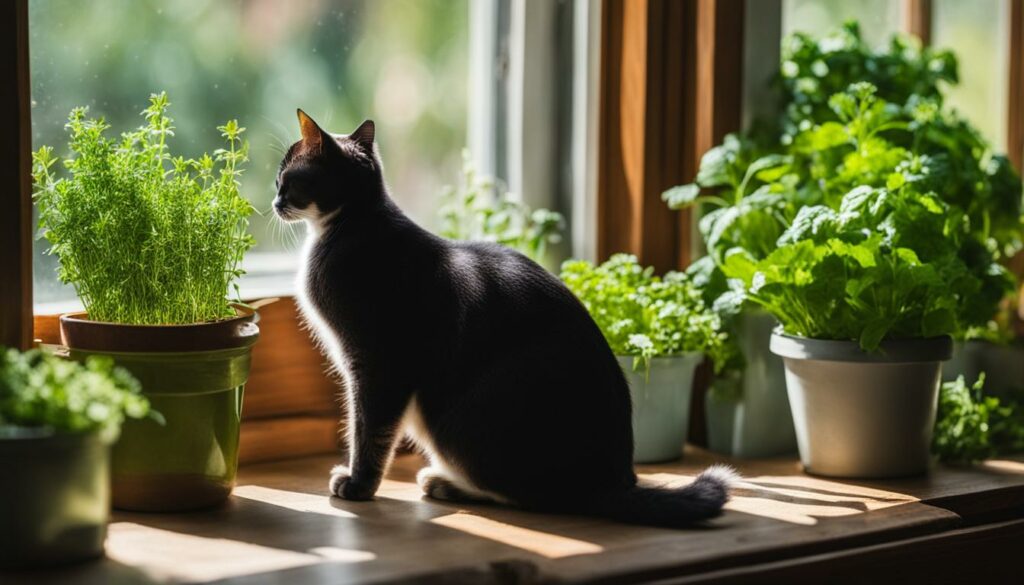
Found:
273,111 -> 732,526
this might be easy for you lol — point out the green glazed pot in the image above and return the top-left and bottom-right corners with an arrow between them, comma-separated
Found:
0,427 -> 109,568
619,353 -> 704,463
60,306 -> 259,512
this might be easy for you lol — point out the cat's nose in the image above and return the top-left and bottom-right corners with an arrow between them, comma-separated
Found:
273,197 -> 286,211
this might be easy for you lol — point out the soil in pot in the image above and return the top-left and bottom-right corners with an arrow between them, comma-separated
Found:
771,332 -> 952,479
60,307 -> 258,512
0,427 -> 109,568
618,353 -> 703,463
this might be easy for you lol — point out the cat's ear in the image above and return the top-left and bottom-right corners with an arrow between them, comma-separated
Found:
350,120 -> 375,151
297,109 -> 328,152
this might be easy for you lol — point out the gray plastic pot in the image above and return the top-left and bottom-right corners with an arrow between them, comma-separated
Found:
771,332 -> 952,479
705,311 -> 797,458
0,426 -> 110,568
618,353 -> 703,463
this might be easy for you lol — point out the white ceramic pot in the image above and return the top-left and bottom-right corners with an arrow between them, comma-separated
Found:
618,353 -> 703,463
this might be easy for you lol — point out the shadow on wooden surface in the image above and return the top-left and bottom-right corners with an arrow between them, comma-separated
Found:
4,449 -> 1022,585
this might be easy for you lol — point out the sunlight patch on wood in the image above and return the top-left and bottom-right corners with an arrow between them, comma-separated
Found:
981,459 -> 1024,474
430,512 -> 604,559
233,485 -> 358,518
308,546 -> 377,562
107,523 -> 327,581
375,478 -> 431,502
640,472 -> 917,526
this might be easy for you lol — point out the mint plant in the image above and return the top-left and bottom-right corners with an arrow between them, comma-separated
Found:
439,150 -> 564,263
560,254 -> 733,370
0,348 -> 152,441
32,93 -> 254,325
665,24 -> 1022,347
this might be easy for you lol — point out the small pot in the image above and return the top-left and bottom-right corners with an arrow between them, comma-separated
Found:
618,353 -> 703,463
60,306 -> 259,512
705,310 -> 797,458
771,332 -> 952,479
0,427 -> 109,568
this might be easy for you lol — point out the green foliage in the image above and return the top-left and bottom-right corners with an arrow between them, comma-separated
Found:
723,185 -> 992,350
560,254 -> 733,370
933,374 -> 1024,463
32,93 -> 255,325
0,348 -> 152,441
665,23 -> 1023,349
439,150 -> 564,262
779,21 -> 957,142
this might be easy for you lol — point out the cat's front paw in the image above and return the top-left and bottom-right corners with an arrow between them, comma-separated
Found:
328,465 -> 376,501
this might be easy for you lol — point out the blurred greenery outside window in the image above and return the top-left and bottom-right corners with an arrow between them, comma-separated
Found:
783,0 -> 1010,149
29,0 -> 469,308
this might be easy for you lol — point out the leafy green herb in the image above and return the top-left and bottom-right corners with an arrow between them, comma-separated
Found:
560,254 -> 733,370
0,348 -> 153,441
32,93 -> 254,325
439,150 -> 564,263
722,183 -> 1002,350
933,374 -> 1024,463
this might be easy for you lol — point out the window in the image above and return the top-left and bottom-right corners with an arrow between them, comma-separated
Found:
28,0 -> 469,309
933,0 -> 1010,146
782,0 -> 902,48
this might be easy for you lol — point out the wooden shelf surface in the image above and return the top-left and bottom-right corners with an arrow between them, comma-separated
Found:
6,448 -> 1024,584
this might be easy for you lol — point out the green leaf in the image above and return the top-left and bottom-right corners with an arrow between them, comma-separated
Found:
661,184 -> 702,209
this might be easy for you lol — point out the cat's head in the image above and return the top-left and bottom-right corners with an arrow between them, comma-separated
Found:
273,110 -> 380,224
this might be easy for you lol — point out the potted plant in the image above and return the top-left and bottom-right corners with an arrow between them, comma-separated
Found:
664,134 -> 798,458
32,93 -> 260,511
561,254 -> 732,463
665,24 -> 1024,456
722,175 -> 991,477
0,348 -> 151,568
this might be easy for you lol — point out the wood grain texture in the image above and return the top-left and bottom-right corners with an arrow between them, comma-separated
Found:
13,449 -> 1024,585
597,0 -> 691,272
0,0 -> 32,350
660,519 -> 1024,584
238,415 -> 340,465
243,297 -> 339,421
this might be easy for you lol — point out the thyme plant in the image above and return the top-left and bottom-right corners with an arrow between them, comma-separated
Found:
32,93 -> 254,325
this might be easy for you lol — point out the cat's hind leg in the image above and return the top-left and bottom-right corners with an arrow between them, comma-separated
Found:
416,467 -> 506,504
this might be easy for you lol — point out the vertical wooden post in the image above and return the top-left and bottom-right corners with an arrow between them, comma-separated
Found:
0,0 -> 33,350
597,0 -> 687,272
1009,0 -> 1024,175
596,0 -> 745,272
903,0 -> 933,45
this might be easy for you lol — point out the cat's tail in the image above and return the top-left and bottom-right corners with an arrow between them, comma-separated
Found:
585,465 -> 738,527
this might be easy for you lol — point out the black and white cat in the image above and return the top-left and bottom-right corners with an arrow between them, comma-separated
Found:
272,110 -> 734,526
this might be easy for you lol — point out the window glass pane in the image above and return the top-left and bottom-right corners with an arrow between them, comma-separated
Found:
933,0 -> 1009,148
29,0 -> 469,307
782,0 -> 901,49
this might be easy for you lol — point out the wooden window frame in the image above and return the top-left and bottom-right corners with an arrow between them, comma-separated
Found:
596,0 -> 745,273
0,0 -> 33,351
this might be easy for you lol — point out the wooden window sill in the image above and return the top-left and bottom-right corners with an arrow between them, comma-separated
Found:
11,447 -> 1024,584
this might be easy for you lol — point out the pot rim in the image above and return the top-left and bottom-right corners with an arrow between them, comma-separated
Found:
0,424 -> 105,443
60,304 -> 259,353
616,351 -> 705,362
770,329 -> 953,363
